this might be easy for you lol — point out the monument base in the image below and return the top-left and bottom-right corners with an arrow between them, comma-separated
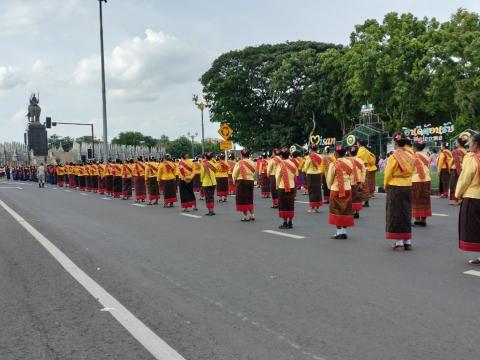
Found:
27,123 -> 48,156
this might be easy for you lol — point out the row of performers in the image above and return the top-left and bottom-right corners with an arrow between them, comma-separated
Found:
49,133 -> 480,260
53,143 -> 377,239
385,132 -> 480,261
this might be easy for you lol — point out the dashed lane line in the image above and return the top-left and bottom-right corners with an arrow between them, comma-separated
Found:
432,213 -> 449,217
132,203 -> 147,208
295,200 -> 309,204
0,186 -> 23,189
262,230 -> 306,239
180,213 -> 202,219
0,199 -> 186,360
101,197 -> 112,201
464,270 -> 480,277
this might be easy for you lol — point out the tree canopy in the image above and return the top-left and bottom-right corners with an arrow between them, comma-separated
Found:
201,9 -> 480,149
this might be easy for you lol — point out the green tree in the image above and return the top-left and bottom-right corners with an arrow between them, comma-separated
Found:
111,131 -> 159,148
166,136 -> 195,158
201,41 -> 340,149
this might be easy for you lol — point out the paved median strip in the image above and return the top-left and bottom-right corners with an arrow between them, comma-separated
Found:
263,230 -> 305,239
464,270 -> 480,277
0,199 -> 186,360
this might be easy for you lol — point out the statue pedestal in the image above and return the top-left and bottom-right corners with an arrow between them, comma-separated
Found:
26,123 -> 48,156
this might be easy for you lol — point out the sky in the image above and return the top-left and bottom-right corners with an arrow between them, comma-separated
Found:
1,0 -> 479,143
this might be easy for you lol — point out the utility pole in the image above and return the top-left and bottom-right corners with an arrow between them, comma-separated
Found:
99,0 -> 109,161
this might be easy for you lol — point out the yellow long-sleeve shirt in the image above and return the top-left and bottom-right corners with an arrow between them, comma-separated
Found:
455,153 -> 480,199
274,159 -> 298,190
157,161 -> 176,181
134,162 -> 146,177
216,160 -> 229,178
357,146 -> 377,171
450,147 -> 467,170
412,152 -> 431,183
267,156 -> 282,176
201,160 -> 217,186
384,149 -> 414,187
348,157 -> 366,183
326,158 -> 354,191
145,161 -> 159,180
193,161 -> 201,175
178,159 -> 195,181
303,152 -> 324,174
121,163 -> 134,179
233,159 -> 256,181
437,150 -> 452,171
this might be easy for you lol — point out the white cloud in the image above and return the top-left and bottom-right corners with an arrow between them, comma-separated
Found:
0,0 -> 81,37
72,29 -> 210,102
9,109 -> 26,125
0,66 -> 25,90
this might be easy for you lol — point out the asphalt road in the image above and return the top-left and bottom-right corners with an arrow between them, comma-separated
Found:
0,180 -> 479,360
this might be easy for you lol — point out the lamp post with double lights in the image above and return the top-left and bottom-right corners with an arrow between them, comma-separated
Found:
192,95 -> 211,155
187,132 -> 198,157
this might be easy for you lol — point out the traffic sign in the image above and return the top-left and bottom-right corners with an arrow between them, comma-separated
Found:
220,140 -> 233,150
218,123 -> 234,140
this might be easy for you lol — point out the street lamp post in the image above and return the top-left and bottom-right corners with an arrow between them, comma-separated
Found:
192,95 -> 210,155
187,132 -> 198,157
98,0 -> 109,161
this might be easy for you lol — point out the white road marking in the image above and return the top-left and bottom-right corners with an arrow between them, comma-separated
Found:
180,213 -> 202,219
0,199 -> 186,360
0,186 -> 22,189
432,213 -> 449,217
132,203 -> 147,208
295,200 -> 309,204
464,270 -> 480,277
80,193 -> 88,196
101,197 -> 112,201
262,230 -> 306,239
65,190 -> 72,193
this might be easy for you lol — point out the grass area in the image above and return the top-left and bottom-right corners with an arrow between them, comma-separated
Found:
375,170 -> 439,189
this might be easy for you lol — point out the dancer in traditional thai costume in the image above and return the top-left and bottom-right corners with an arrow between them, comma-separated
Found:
303,144 -> 323,213
267,149 -> 282,208
216,154 -> 229,202
178,152 -> 197,212
384,133 -> 414,251
412,141 -> 432,226
201,152 -> 217,216
347,146 -> 366,219
327,145 -> 355,239
449,136 -> 468,205
233,149 -> 256,221
275,148 -> 298,229
437,142 -> 452,198
456,133 -> 480,264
